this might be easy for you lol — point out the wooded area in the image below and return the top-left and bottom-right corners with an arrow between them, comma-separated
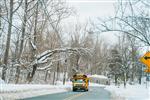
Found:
0,0 -> 149,87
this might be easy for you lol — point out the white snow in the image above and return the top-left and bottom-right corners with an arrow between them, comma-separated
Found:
0,81 -> 107,100
37,50 -> 51,59
89,74 -> 108,79
1,79 -> 149,100
37,62 -> 52,71
0,84 -> 71,100
105,83 -> 150,100
89,82 -> 106,87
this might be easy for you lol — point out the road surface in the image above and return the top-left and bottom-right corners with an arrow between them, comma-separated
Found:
23,87 -> 111,100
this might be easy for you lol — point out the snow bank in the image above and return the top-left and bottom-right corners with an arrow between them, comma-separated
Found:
89,82 -> 106,87
105,83 -> 150,100
89,74 -> 108,79
0,84 -> 71,100
0,81 -> 106,100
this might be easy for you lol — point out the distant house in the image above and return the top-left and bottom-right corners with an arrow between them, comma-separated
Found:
89,74 -> 109,85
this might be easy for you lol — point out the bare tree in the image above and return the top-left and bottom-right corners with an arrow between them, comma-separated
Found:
15,0 -> 28,83
97,0 -> 150,46
2,0 -> 14,81
2,0 -> 23,81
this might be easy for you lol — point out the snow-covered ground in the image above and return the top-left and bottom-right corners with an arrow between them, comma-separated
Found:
105,83 -> 150,100
1,79 -> 150,100
89,82 -> 106,87
0,80 -> 106,100
0,81 -> 72,100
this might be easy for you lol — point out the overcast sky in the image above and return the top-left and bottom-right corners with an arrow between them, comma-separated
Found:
66,0 -> 117,21
63,0 -> 119,45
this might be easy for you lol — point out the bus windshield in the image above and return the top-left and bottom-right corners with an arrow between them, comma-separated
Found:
74,79 -> 85,83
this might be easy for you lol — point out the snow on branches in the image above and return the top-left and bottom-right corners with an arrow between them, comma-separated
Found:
36,47 -> 92,64
26,47 -> 92,71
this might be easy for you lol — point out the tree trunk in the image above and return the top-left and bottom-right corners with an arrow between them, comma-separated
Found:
115,75 -> 117,86
138,65 -> 142,84
123,72 -> 127,88
76,55 -> 80,71
45,70 -> 48,82
56,61 -> 60,81
15,66 -> 20,84
27,12 -> 39,82
27,2 -> 39,83
53,72 -> 56,85
26,72 -> 31,83
138,76 -> 141,84
8,63 -> 14,83
63,71 -> 66,85
63,60 -> 67,85
26,64 -> 37,83
2,0 -> 14,81
131,67 -> 135,82
14,38 -> 19,83
18,0 -> 28,59
31,64 -> 37,79
15,0 -> 28,83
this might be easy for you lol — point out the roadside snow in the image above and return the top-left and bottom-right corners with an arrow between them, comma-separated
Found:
0,81 -> 107,100
105,83 -> 150,100
89,74 -> 108,79
89,82 -> 106,87
3,80 -> 148,100
0,84 -> 71,100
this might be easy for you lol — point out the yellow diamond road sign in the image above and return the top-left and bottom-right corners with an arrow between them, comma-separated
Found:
140,51 -> 150,73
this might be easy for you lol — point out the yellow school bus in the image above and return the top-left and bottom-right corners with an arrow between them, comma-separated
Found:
71,74 -> 89,91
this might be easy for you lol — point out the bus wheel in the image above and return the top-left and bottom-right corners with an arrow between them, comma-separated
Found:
73,88 -> 76,91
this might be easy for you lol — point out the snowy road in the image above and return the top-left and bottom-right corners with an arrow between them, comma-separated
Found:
23,87 -> 111,100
